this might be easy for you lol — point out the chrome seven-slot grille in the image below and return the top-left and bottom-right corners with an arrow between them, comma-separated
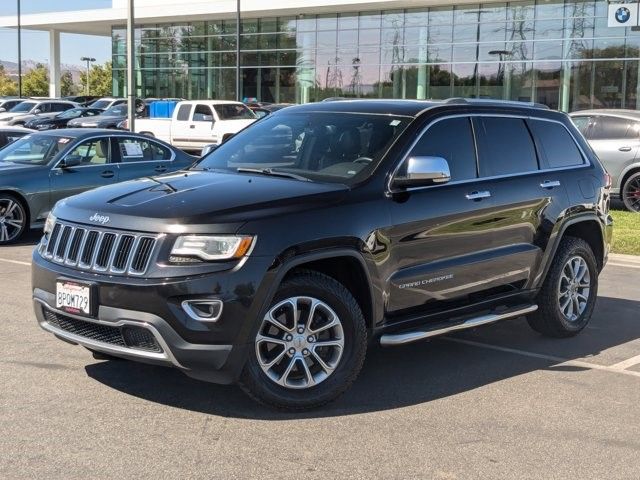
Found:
41,222 -> 158,275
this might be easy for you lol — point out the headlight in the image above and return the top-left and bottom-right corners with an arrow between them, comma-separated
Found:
44,212 -> 57,235
171,235 -> 254,261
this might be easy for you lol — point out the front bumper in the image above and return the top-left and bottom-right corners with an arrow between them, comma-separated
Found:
31,250 -> 276,384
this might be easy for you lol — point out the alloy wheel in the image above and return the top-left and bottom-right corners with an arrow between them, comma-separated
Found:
0,198 -> 25,243
255,296 -> 345,389
557,255 -> 591,322
623,176 -> 640,212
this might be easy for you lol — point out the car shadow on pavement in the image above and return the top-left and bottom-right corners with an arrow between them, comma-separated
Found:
84,295 -> 639,419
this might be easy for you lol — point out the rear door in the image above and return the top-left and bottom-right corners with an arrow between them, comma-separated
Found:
588,116 -> 640,194
472,115 -> 570,290
385,116 -> 507,315
114,136 -> 178,181
49,137 -> 118,205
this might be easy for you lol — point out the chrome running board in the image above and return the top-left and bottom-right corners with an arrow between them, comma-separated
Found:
379,304 -> 538,347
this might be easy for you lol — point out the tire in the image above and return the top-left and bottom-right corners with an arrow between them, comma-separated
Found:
0,194 -> 28,245
240,270 -> 367,410
622,171 -> 640,213
527,236 -> 598,338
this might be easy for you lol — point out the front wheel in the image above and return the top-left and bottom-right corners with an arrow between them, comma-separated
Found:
240,271 -> 367,410
0,195 -> 27,245
527,237 -> 598,338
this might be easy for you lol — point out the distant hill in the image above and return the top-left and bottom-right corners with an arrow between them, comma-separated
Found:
1,60 -> 84,82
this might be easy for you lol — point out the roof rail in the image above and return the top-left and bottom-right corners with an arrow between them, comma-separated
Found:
443,98 -> 550,110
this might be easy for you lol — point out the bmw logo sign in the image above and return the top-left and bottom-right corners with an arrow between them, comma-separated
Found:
616,7 -> 632,24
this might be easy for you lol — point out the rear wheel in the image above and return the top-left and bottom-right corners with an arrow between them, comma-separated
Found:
527,237 -> 598,337
0,194 -> 27,245
622,171 -> 640,212
240,271 -> 367,410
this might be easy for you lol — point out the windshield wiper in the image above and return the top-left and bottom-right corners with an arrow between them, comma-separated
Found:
146,176 -> 178,193
236,167 -> 311,182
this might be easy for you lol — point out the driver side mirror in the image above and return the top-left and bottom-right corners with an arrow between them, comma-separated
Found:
60,155 -> 82,168
200,144 -> 218,157
393,156 -> 451,189
33,109 -> 42,115
0,108 -> 6,113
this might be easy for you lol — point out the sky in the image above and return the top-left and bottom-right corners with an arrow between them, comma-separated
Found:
0,0 -> 112,66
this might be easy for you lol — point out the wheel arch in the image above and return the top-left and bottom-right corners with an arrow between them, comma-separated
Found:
538,215 -> 607,287
266,249 -> 377,331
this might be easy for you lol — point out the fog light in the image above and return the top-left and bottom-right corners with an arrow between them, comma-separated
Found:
182,299 -> 223,322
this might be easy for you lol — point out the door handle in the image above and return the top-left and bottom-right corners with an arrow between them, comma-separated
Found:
155,166 -> 167,173
540,180 -> 561,189
465,191 -> 491,201
101,170 -> 115,179
619,146 -> 632,152
190,125 -> 196,129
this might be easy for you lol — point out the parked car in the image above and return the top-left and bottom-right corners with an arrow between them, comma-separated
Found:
62,96 -> 100,107
0,98 -> 24,113
0,126 -> 33,148
87,97 -> 127,110
0,129 -> 196,244
0,100 -> 78,126
31,99 -> 612,410
131,100 -> 257,152
67,104 -> 129,129
24,107 -> 104,131
570,109 -> 640,212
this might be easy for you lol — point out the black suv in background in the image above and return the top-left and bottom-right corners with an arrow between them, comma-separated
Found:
32,99 -> 612,410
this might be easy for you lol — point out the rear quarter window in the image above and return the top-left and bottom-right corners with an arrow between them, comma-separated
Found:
528,119 -> 585,169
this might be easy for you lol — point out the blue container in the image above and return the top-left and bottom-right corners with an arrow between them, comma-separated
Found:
149,101 -> 178,118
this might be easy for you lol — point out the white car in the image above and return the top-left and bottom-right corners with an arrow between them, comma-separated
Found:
131,100 -> 257,152
87,97 -> 127,110
0,100 -> 78,126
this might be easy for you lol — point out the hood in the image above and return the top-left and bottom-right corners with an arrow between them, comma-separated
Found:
0,161 -> 46,178
0,112 -> 26,121
68,115 -> 123,126
54,170 -> 349,233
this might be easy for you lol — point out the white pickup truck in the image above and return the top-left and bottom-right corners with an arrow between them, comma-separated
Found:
132,100 -> 257,152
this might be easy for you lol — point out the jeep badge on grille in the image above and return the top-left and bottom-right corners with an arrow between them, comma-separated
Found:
89,213 -> 110,225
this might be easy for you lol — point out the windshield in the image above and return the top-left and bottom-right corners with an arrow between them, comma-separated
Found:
9,101 -> 36,113
214,104 -> 256,120
89,100 -> 112,109
103,105 -> 127,116
0,135 -> 71,165
196,112 -> 411,185
58,108 -> 84,119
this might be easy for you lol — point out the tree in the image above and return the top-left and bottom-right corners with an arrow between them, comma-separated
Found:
60,71 -> 76,96
0,65 -> 17,96
80,61 -> 112,97
22,63 -> 49,97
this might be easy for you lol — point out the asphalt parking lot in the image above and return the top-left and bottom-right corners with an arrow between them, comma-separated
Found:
1,233 -> 639,479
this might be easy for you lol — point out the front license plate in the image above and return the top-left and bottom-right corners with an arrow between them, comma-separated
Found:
56,280 -> 93,316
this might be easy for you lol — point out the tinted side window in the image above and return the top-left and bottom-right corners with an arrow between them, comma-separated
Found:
409,117 -> 477,182
176,104 -> 191,121
592,117 -> 640,140
117,138 -> 172,162
476,117 -> 538,177
528,120 -> 584,169
571,116 -> 592,136
193,104 -> 214,122
55,103 -> 73,112
38,103 -> 51,113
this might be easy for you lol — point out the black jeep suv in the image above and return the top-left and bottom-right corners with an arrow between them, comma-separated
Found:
32,99 -> 612,409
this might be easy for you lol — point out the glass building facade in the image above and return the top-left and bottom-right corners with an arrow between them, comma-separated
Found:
112,0 -> 640,111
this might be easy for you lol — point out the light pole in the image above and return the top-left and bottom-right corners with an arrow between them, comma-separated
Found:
126,0 -> 135,131
80,56 -> 96,96
236,0 -> 241,101
17,0 -> 22,97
